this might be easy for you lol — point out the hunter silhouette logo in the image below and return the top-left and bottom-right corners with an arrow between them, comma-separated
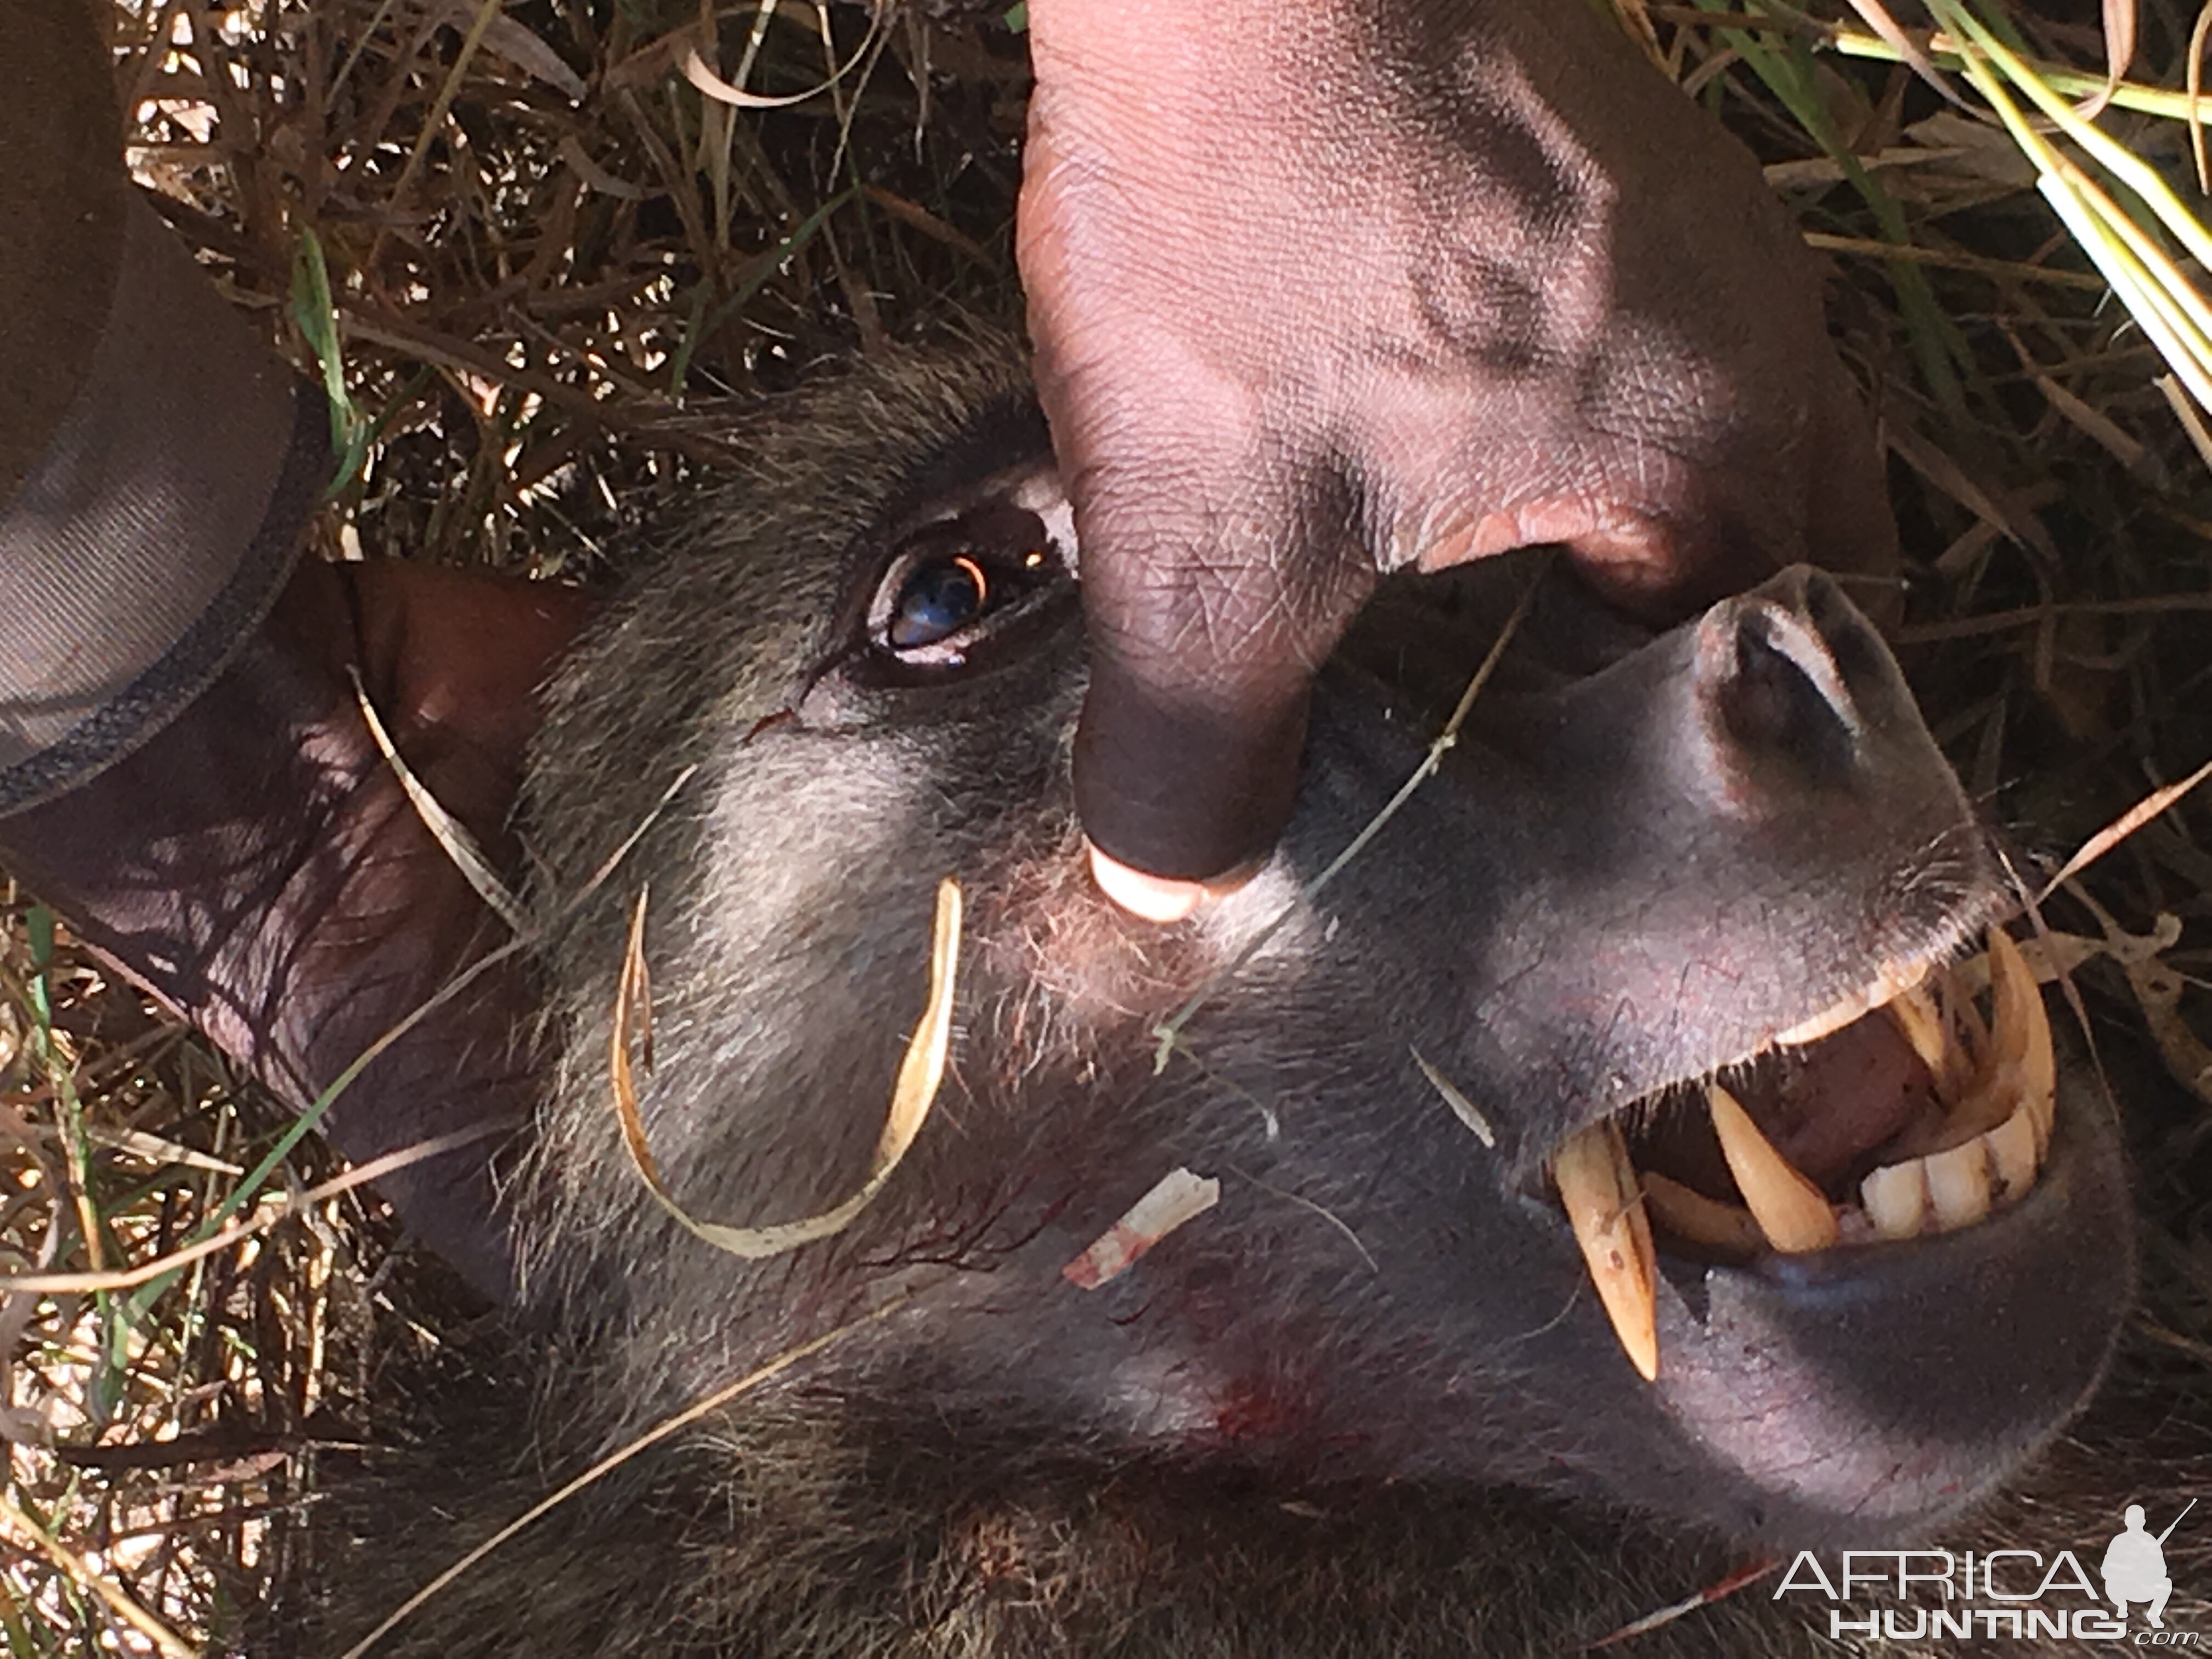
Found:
2104,1500 -> 2192,1629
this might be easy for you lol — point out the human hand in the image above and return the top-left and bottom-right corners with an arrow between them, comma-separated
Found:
1020,0 -> 1895,913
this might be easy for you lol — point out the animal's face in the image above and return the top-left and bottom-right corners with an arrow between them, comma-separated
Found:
518,349 -> 2129,1556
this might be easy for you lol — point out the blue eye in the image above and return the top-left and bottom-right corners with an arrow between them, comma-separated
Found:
889,554 -> 990,650
866,499 -> 1066,669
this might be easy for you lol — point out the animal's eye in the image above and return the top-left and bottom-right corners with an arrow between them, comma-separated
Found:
866,501 -> 1068,668
889,554 -> 994,650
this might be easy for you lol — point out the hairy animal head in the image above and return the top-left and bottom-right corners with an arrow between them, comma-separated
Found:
515,343 -> 2129,1567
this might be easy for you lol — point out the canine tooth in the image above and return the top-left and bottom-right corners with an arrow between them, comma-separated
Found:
1641,1172 -> 1764,1256
1552,1121 -> 1660,1383
1983,1104 -> 2040,1206
1861,1160 -> 1931,1240
1986,927 -> 2057,1153
1706,1084 -> 1838,1254
1924,1137 -> 1993,1231
1887,983 -> 1953,1089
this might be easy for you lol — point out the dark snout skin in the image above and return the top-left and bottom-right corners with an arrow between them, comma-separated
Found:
513,362 -> 2129,1578
1430,565 -> 1997,1149
1074,570 -> 2123,1545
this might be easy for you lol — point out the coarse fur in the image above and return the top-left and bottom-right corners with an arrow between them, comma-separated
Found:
288,339 -> 2192,1657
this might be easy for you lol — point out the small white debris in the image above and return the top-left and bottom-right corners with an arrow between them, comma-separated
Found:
1062,1167 -> 1221,1290
1412,1049 -> 1496,1148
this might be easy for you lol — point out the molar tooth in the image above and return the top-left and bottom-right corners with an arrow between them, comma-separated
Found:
1924,1137 -> 1993,1232
1983,1104 -> 2040,1207
1641,1172 -> 1764,1256
1861,1160 -> 1931,1240
1551,1121 -> 1660,1383
1986,927 -> 2057,1153
1706,1084 -> 1839,1254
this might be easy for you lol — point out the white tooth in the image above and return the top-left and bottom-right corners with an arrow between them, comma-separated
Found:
1774,986 -> 1875,1048
1862,1097 -> 2040,1246
1886,984 -> 1953,1094
1982,1104 -> 2040,1207
1924,1136 -> 1993,1231
1986,927 -> 2057,1153
1641,1172 -> 1765,1256
1553,1121 -> 1660,1383
1861,1160 -> 1931,1240
1706,1084 -> 1839,1254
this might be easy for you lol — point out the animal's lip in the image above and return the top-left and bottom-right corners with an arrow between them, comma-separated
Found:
1641,1087 -> 2127,1544
1546,927 -> 2062,1381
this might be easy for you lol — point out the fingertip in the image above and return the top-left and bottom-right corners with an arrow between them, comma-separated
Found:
1087,843 -> 1207,923
1072,662 -> 1314,893
1086,842 -> 1277,923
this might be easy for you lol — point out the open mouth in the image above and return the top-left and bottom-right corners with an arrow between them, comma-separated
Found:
1551,927 -> 2058,1381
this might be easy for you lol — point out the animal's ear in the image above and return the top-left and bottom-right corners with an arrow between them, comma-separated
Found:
347,560 -> 603,828
0,557 -> 599,1294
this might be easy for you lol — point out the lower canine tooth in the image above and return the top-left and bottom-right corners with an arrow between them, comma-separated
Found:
1552,1121 -> 1660,1383
1642,1172 -> 1764,1256
1861,1160 -> 1931,1240
1925,1137 -> 1993,1231
1707,1084 -> 1839,1254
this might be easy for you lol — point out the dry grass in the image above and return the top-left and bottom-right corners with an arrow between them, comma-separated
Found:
122,0 -> 1026,575
2,0 -> 2209,1651
0,888 -> 414,1654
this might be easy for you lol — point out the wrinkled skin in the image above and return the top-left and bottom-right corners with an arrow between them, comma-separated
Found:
0,348 -> 2148,1656
1020,0 -> 1899,882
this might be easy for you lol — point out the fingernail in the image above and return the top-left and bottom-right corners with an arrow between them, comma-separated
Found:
1087,844 -> 1207,923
